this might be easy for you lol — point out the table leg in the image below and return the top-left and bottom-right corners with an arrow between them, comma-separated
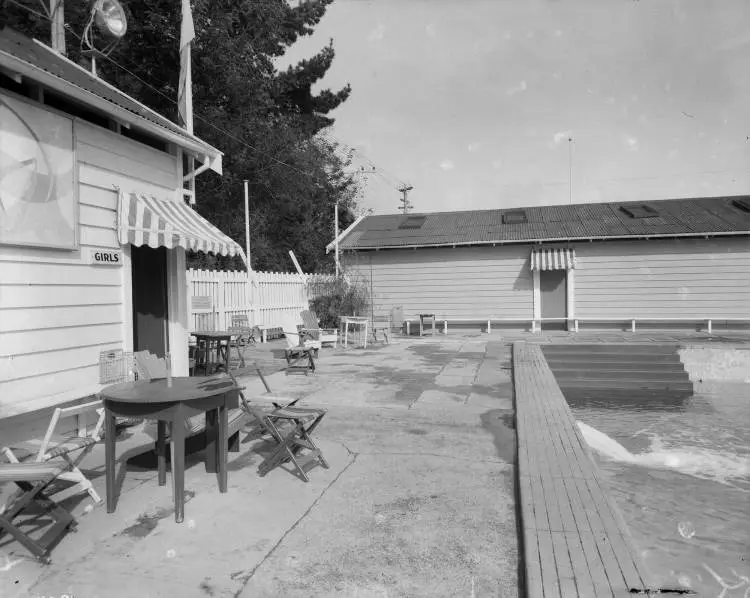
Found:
204,409 -> 218,474
171,417 -> 185,523
157,420 -> 167,486
105,410 -> 116,513
218,402 -> 228,493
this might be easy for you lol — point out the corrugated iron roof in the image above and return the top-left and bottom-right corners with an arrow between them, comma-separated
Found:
337,196 -> 750,251
0,27 -> 220,159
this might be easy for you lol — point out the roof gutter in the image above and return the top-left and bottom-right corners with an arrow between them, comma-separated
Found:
342,230 -> 750,252
0,44 -> 223,174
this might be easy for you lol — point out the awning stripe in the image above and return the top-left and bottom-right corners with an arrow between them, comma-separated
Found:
118,191 -> 245,263
530,247 -> 576,271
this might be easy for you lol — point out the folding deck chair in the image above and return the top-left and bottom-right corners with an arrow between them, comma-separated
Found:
2,400 -> 105,504
300,309 -> 339,348
228,367 -> 328,482
0,461 -> 77,563
281,316 -> 320,375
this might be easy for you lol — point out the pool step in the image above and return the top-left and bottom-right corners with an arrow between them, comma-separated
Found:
544,358 -> 686,371
552,369 -> 689,381
541,343 -> 693,401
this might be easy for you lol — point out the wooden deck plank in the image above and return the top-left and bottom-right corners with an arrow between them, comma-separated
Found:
513,342 -> 651,597
537,527 -> 561,598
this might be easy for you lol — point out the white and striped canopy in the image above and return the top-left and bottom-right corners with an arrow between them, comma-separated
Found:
530,247 -> 576,271
118,191 -> 245,262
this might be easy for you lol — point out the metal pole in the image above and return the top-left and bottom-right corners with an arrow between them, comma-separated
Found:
568,136 -> 573,204
334,201 -> 340,277
243,180 -> 251,271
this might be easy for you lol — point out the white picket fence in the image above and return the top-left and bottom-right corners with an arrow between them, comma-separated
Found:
187,269 -> 335,331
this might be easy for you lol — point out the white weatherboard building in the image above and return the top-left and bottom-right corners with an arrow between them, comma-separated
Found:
329,198 -> 750,333
0,28 -> 244,420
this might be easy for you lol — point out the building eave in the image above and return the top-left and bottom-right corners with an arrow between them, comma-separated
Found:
0,42 -> 222,174
341,230 -> 750,252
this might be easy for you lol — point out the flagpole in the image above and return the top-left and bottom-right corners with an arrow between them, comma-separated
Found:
179,0 -> 196,203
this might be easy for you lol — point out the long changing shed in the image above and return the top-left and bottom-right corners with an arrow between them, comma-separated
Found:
328,196 -> 750,333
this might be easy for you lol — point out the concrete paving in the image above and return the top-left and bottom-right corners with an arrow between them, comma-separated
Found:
0,335 -> 519,598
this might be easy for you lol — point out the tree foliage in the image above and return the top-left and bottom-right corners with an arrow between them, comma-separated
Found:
1,0 -> 358,272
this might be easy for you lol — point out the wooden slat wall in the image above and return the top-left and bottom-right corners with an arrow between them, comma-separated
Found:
0,118 -> 178,416
344,245 -> 533,321
575,237 -> 750,319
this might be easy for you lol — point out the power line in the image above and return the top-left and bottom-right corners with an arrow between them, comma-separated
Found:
5,0 -> 333,185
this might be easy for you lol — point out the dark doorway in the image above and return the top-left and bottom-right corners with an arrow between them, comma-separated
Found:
540,270 -> 567,330
131,245 -> 169,357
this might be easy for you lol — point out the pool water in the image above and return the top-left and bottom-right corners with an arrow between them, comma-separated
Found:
569,382 -> 750,597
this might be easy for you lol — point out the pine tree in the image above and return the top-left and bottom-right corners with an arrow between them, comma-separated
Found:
1,0 -> 358,272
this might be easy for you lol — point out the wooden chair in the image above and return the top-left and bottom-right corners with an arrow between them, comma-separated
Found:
227,325 -> 252,369
227,369 -> 328,482
2,400 -> 105,504
0,461 -> 77,563
300,309 -> 339,348
281,316 -> 320,375
371,315 -> 392,345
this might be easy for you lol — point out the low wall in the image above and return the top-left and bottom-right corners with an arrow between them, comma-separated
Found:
679,347 -> 750,383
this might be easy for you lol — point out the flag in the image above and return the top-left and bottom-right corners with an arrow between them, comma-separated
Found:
178,0 -> 195,133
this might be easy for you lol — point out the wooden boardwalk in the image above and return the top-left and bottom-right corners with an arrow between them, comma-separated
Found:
513,342 -> 652,598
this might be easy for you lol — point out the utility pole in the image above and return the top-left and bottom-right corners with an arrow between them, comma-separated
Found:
398,185 -> 414,214
50,0 -> 66,55
568,136 -> 573,205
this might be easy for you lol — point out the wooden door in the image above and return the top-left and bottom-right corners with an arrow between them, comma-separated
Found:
540,270 -> 567,330
131,245 -> 169,357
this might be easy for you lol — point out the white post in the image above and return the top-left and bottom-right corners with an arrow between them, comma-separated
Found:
244,180 -> 251,269
334,201 -> 340,277
631,319 -> 636,333
532,269 -> 541,334
707,319 -> 712,335
218,276 -> 226,330
566,268 -> 575,331
50,0 -> 66,55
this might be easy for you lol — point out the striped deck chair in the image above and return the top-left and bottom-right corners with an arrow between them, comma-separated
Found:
2,399 -> 105,504
0,461 -> 77,563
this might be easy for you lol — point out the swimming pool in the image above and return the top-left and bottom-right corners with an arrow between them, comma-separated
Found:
570,382 -> 750,597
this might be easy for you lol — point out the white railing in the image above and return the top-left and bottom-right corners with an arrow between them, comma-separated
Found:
187,269 -> 335,333
401,316 -> 750,335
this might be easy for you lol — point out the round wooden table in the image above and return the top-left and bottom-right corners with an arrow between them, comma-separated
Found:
101,374 -> 238,523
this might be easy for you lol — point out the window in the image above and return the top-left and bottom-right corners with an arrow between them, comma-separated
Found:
502,210 -> 527,224
398,215 -> 426,229
43,90 -> 111,129
731,198 -> 750,213
620,204 -> 658,219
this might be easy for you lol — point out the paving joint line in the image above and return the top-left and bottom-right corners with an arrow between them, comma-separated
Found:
232,452 -> 359,597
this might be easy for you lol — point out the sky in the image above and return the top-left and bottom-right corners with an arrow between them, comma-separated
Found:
281,0 -> 750,215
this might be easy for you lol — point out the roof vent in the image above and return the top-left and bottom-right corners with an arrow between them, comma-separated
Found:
398,215 -> 426,230
731,198 -> 750,213
502,210 -> 528,224
620,204 -> 658,219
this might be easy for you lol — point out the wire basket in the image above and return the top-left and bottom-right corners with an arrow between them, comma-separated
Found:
99,350 -> 145,384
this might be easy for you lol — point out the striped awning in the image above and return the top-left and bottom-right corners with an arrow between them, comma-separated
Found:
530,247 -> 576,271
117,191 -> 245,262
